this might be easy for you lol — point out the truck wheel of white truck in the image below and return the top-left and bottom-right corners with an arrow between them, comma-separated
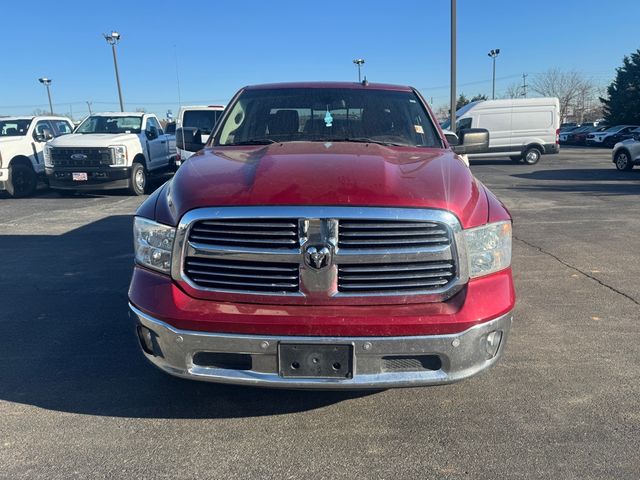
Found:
128,162 -> 147,196
7,163 -> 38,198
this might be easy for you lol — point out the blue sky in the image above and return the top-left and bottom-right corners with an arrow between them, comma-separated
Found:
1,0 -> 638,119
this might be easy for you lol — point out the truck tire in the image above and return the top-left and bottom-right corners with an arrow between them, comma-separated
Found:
7,163 -> 38,198
510,155 -> 522,163
128,162 -> 147,196
614,150 -> 634,171
522,147 -> 542,165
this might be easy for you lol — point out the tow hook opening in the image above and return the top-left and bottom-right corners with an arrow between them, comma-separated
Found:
137,325 -> 155,356
485,330 -> 503,359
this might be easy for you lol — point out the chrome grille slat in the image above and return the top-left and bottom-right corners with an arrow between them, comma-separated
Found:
190,277 -> 299,289
339,262 -> 453,273
338,279 -> 450,290
198,220 -> 297,228
340,271 -> 454,281
340,229 -> 447,237
186,269 -> 298,281
339,237 -> 449,245
189,235 -> 297,245
186,259 -> 296,272
191,227 -> 296,237
339,221 -> 439,229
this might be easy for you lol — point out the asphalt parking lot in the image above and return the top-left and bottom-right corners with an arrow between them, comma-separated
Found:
0,147 -> 638,479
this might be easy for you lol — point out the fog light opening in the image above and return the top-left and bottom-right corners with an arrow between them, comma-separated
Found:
485,330 -> 503,359
137,325 -> 155,355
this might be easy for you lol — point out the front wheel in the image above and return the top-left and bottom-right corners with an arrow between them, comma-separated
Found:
7,164 -> 38,198
614,150 -> 634,171
522,147 -> 542,165
128,163 -> 147,196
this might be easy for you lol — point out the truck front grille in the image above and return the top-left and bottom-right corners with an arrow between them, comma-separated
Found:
50,147 -> 111,167
337,261 -> 455,294
338,220 -> 450,249
175,207 -> 466,303
184,257 -> 299,293
188,219 -> 298,249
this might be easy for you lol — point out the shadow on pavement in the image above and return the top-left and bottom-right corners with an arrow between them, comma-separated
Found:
0,215 -> 369,419
509,168 -> 640,196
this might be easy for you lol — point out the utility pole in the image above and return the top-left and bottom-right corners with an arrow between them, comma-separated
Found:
38,78 -> 54,114
86,101 -> 93,115
450,0 -> 456,129
104,31 -> 124,112
521,73 -> 528,98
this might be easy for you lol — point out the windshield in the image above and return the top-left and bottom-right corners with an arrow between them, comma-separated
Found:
214,88 -> 441,148
76,115 -> 142,134
183,110 -> 223,135
0,119 -> 31,136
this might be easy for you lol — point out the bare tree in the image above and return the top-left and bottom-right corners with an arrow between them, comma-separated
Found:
434,104 -> 450,122
530,69 -> 595,122
503,83 -> 523,99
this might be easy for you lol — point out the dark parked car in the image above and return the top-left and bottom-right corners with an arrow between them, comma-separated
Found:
586,125 -> 640,148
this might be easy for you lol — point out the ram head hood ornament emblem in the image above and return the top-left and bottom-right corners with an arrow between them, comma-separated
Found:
304,245 -> 332,270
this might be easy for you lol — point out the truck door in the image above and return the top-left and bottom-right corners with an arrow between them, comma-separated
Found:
31,120 -> 55,173
144,117 -> 168,171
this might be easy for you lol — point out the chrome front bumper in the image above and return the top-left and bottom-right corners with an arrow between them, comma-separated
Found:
130,304 -> 512,389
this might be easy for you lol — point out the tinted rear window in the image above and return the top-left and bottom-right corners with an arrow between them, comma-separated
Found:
183,110 -> 223,135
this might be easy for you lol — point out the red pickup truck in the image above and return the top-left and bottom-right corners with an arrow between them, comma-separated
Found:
128,82 -> 514,388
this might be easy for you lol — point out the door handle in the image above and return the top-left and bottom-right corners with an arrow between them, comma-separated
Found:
160,141 -> 166,144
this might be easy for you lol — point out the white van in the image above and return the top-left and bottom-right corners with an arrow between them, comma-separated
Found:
176,105 -> 225,165
448,98 -> 560,164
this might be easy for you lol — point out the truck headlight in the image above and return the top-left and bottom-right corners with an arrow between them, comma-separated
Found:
44,146 -> 53,167
109,145 -> 128,166
133,217 -> 176,274
464,221 -> 512,278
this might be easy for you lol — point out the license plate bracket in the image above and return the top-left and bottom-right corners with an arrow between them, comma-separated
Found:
278,343 -> 353,379
72,172 -> 88,181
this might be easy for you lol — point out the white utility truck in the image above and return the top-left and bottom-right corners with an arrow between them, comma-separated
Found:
0,116 -> 74,197
45,112 -> 176,195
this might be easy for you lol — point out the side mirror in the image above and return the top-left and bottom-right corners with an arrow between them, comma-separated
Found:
452,128 -> 489,155
442,129 -> 459,146
146,125 -> 159,140
176,127 -> 204,152
35,131 -> 53,142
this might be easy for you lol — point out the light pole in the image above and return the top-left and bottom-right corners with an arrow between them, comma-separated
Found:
353,58 -> 365,83
104,31 -> 124,111
450,0 -> 456,130
488,48 -> 500,100
38,78 -> 54,115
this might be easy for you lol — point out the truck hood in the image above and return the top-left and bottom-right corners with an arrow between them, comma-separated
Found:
48,133 -> 137,147
156,142 -> 490,228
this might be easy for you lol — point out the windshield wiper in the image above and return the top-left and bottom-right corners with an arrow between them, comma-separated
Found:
227,139 -> 277,146
313,137 -> 413,147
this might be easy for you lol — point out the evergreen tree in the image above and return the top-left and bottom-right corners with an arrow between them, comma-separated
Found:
601,49 -> 640,125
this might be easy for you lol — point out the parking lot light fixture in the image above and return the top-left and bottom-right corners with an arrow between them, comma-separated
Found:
38,78 -> 54,115
104,31 -> 124,112
353,59 -> 365,83
488,49 -> 500,100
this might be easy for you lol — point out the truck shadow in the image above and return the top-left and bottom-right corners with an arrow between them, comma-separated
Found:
509,168 -> 640,196
0,215 -> 370,419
